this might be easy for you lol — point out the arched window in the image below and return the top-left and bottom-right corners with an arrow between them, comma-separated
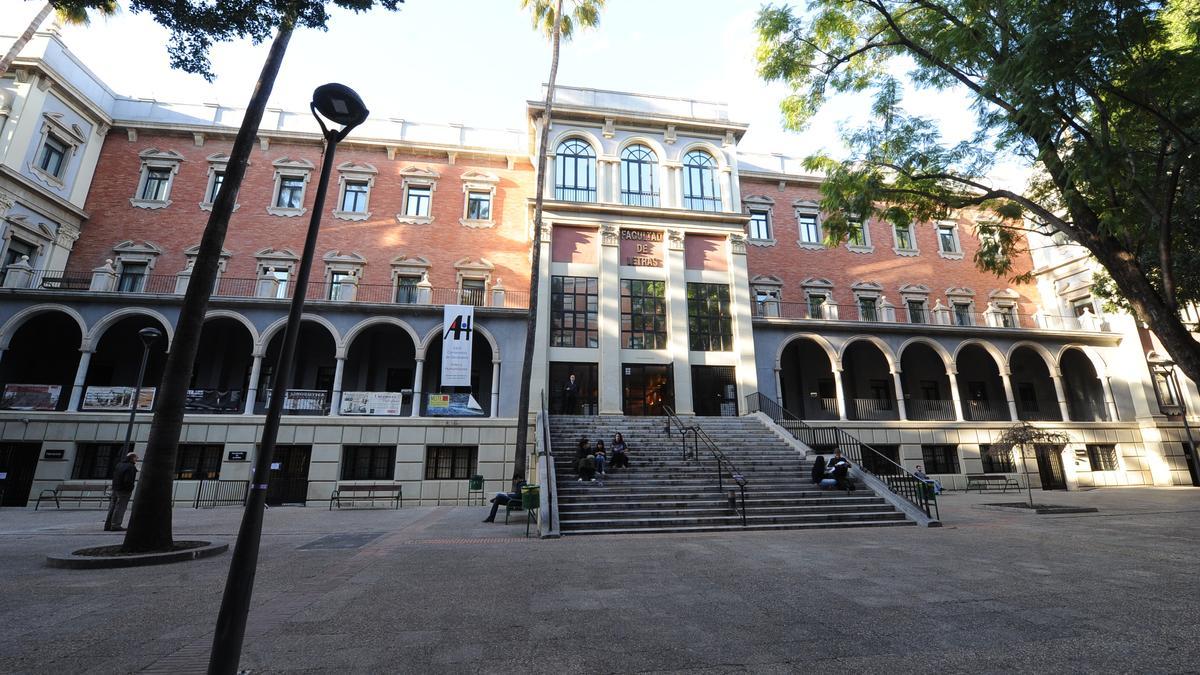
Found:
620,144 -> 659,207
683,150 -> 721,211
554,139 -> 596,202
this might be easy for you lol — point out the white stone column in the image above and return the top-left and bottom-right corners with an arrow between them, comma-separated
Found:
947,368 -> 965,421
330,355 -> 346,416
665,229 -> 694,414
720,168 -> 734,212
1000,370 -> 1020,421
892,369 -> 908,420
68,349 -> 93,411
774,368 -> 783,405
598,225 -> 623,414
1051,371 -> 1072,421
244,353 -> 264,415
1101,376 -> 1120,421
530,224 -> 554,410
410,357 -> 424,417
671,165 -> 684,209
490,360 -> 501,418
833,366 -> 848,421
726,234 -> 758,409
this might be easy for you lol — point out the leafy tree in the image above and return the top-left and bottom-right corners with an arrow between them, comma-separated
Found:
513,0 -> 603,490
990,422 -> 1071,507
48,0 -> 403,553
754,1 -> 1200,385
0,1 -> 119,78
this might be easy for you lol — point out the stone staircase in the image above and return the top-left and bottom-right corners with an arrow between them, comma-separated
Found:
549,415 -> 914,536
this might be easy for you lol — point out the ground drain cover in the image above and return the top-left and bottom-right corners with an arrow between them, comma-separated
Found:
298,532 -> 385,550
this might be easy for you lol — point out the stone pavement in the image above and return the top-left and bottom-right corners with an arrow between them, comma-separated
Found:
1,487 -> 1199,673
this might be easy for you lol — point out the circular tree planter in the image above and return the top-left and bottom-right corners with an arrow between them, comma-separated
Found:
976,503 -> 1098,516
46,541 -> 229,569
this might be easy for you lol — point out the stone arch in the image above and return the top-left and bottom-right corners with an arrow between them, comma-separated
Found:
418,322 -> 499,361
838,335 -> 897,372
0,304 -> 87,350
256,314 -> 341,357
953,338 -> 1009,374
1056,343 -> 1108,377
897,336 -> 954,372
203,310 -> 259,345
548,129 -> 604,157
85,307 -> 174,351
341,316 -> 421,359
775,332 -> 841,370
1006,340 -> 1058,375
617,135 -> 668,161
673,140 -> 729,169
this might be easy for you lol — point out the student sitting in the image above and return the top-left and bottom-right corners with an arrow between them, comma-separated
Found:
482,480 -> 527,523
594,440 -> 607,476
577,454 -> 597,482
576,437 -> 590,461
914,465 -> 943,495
827,450 -> 855,492
610,432 -> 630,469
810,455 -> 827,484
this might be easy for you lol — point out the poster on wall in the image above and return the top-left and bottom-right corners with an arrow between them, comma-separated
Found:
340,391 -> 405,416
0,384 -> 62,410
441,303 -> 474,387
184,389 -> 243,413
81,386 -> 155,411
426,393 -> 485,417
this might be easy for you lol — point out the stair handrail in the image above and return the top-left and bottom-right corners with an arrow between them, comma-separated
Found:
745,392 -> 937,519
537,389 -> 558,536
662,406 -> 748,526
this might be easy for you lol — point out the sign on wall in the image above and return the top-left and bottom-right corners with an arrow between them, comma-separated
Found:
340,391 -> 405,416
441,304 -> 474,387
81,386 -> 155,411
426,393 -> 485,417
620,229 -> 664,267
0,384 -> 61,410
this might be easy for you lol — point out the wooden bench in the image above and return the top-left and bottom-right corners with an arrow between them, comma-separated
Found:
329,483 -> 403,510
36,482 -> 111,510
966,474 -> 1021,493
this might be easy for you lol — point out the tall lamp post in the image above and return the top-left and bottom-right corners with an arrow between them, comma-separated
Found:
1148,354 -> 1199,483
208,83 -> 368,675
120,327 -> 162,457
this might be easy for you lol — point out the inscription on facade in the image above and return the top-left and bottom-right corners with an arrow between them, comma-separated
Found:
620,229 -> 664,267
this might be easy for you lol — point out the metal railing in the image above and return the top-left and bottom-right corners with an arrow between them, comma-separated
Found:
905,399 -> 956,421
537,389 -> 557,536
753,300 -> 1107,333
663,405 -> 747,526
965,400 -> 1010,421
746,392 -> 937,519
193,480 -> 249,508
853,398 -> 898,421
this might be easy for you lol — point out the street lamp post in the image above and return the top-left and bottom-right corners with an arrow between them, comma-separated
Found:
119,327 -> 162,457
208,83 -> 368,675
1148,356 -> 1199,482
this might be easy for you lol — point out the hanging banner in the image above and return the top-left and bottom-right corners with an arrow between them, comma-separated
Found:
0,384 -> 62,410
81,386 -> 155,411
184,389 -> 243,413
340,391 -> 406,416
441,304 -> 474,387
426,393 -> 485,417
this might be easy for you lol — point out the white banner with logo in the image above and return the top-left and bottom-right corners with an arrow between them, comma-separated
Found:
441,304 -> 474,387
340,391 -> 405,416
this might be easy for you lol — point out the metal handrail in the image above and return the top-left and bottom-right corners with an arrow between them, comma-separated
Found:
745,392 -> 937,519
538,389 -> 557,535
662,405 -> 747,526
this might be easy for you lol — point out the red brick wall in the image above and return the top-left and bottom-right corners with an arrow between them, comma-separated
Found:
73,130 -> 536,292
740,177 -> 1041,316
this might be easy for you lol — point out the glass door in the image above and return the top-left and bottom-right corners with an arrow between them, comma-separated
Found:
622,364 -> 674,416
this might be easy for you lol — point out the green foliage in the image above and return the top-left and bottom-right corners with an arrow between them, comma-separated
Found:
54,0 -> 404,80
520,0 -> 605,40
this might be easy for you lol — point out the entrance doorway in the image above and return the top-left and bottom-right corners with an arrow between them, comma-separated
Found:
1034,444 -> 1067,490
623,364 -> 674,416
692,366 -> 737,416
548,362 -> 599,415
265,445 -> 311,505
0,443 -> 40,506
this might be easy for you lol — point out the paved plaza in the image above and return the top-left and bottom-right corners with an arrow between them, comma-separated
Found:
1,487 -> 1199,673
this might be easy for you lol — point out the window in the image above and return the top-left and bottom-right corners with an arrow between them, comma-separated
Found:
847,220 -> 869,248
3,238 -> 36,273
620,279 -> 667,349
175,444 -> 223,480
460,278 -> 486,306
341,445 -> 396,480
466,191 -> 491,221
141,167 -> 172,201
996,305 -> 1018,328
1086,444 -> 1119,471
682,150 -> 721,211
748,209 -> 771,240
270,268 -> 290,299
754,287 -> 781,315
208,171 -> 226,203
858,296 -> 878,322
907,299 -> 927,324
277,176 -> 305,208
555,139 -> 596,202
117,262 -> 148,293
921,444 -> 960,474
1072,299 -> 1096,317
550,275 -> 599,348
341,181 -> 369,213
937,224 -> 960,255
687,283 -> 733,351
797,212 -> 822,246
894,223 -> 916,252
405,185 -> 431,217
620,144 -> 658,207
979,444 -> 1015,473
73,443 -> 122,480
395,275 -> 421,303
38,134 -> 68,177
953,302 -> 973,326
808,293 -> 828,319
424,445 -> 478,480
328,270 -> 353,300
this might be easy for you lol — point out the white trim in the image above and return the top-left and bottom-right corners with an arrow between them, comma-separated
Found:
129,148 -> 184,209
267,158 -> 314,217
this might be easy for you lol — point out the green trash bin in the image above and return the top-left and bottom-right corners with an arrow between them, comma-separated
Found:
467,474 -> 485,506
520,484 -> 540,536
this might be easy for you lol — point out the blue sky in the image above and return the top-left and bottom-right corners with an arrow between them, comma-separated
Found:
1,0 -> 981,161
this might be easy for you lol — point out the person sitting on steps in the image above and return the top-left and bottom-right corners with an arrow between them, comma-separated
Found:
810,455 -> 826,484
482,479 -> 527,523
594,439 -> 607,476
576,437 -> 590,461
578,454 -> 597,482
827,449 -> 855,492
610,432 -> 630,469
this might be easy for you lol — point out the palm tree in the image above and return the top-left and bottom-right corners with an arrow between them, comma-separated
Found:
512,0 -> 604,489
989,422 -> 1071,508
0,1 -> 119,77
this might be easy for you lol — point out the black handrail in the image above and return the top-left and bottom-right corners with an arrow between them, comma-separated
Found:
193,480 -> 249,508
662,406 -> 748,526
745,392 -> 938,519
539,389 -> 555,534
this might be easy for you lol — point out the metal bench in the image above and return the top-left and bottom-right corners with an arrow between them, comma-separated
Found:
36,482 -> 111,510
966,474 -> 1021,493
328,483 -> 403,510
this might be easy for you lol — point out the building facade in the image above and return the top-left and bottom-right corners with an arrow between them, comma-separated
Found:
0,31 -> 1196,508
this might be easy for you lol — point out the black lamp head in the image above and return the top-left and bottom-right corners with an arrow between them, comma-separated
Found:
138,327 -> 162,345
312,83 -> 369,129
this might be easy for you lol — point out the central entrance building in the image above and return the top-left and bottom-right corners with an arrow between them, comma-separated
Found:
530,88 -> 759,416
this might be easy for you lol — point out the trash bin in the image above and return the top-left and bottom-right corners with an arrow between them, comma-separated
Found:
468,475 -> 484,491
520,483 -> 540,510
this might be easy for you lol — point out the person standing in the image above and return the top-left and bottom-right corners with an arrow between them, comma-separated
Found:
104,452 -> 138,532
563,373 -> 579,414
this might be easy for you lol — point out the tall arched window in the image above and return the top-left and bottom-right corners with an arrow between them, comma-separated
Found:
554,139 -> 596,202
620,144 -> 659,207
682,150 -> 722,212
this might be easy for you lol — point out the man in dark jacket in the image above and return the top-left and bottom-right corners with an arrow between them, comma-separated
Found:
563,373 -> 579,414
482,480 -> 527,523
827,450 -> 855,493
104,452 -> 138,531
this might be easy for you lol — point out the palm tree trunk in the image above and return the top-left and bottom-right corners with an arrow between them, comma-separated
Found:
0,2 -> 53,78
121,24 -> 294,553
512,0 -> 564,491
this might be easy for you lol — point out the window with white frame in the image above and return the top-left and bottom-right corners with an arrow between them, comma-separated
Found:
130,149 -> 184,209
2,237 -> 37,271
802,277 -> 835,319
396,166 -> 440,225
332,162 -> 376,221
267,158 -> 314,217
751,275 -> 783,317
466,191 -> 491,220
454,256 -> 493,306
852,282 -> 883,321
795,203 -> 823,249
38,135 -> 68,178
112,240 -> 162,294
749,209 -> 771,240
937,222 -> 963,258
620,144 -> 659,207
200,154 -> 240,212
682,150 -> 722,212
405,185 -> 431,216
255,248 -> 299,299
807,292 -> 829,319
460,171 -> 499,228
323,251 -> 365,301
893,222 -> 917,255
555,139 -> 597,202
951,301 -> 974,326
846,218 -> 873,252
30,114 -> 85,187
906,299 -> 927,323
391,255 -> 430,304
987,288 -> 1021,328
899,284 -> 931,324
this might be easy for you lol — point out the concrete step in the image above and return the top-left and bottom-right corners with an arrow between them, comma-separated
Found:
560,510 -> 909,531
560,519 -> 916,536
